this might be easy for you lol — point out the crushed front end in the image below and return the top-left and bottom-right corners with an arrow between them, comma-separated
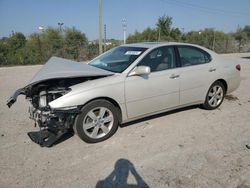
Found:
7,78 -> 88,147
26,83 -> 81,147
6,56 -> 114,147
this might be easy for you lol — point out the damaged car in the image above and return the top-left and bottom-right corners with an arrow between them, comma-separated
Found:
7,42 -> 241,147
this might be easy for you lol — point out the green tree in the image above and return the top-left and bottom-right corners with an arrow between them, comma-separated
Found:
86,43 -> 99,60
23,33 -> 44,64
234,28 -> 248,52
170,28 -> 182,41
127,28 -> 158,43
242,25 -> 250,39
1,23 -> 250,66
156,15 -> 172,41
4,32 -> 27,65
8,32 -> 26,50
0,38 -> 9,65
64,27 -> 88,61
127,15 -> 182,43
41,28 -> 64,59
185,28 -> 232,53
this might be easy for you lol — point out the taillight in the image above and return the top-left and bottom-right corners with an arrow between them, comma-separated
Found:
236,64 -> 241,71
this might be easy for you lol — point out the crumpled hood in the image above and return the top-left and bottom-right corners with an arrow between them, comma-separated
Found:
6,56 -> 114,108
29,56 -> 114,86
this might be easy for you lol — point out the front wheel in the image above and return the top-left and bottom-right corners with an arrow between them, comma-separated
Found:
74,99 -> 119,143
203,81 -> 225,110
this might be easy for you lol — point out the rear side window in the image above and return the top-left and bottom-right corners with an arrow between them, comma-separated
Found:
177,46 -> 211,67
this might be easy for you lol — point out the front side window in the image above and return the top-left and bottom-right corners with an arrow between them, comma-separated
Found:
89,47 -> 147,73
177,46 -> 211,66
138,46 -> 176,72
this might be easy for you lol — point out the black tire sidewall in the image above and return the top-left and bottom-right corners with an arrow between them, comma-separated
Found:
204,81 -> 225,110
74,99 -> 119,143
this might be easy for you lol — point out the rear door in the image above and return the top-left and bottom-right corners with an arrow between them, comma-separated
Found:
176,45 -> 214,105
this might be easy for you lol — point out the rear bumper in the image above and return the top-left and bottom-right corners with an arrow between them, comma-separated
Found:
226,75 -> 241,94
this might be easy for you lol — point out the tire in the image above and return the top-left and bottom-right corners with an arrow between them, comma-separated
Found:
203,81 -> 226,110
74,99 -> 119,143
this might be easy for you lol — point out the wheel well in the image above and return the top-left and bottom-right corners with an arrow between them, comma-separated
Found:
216,79 -> 228,93
82,97 -> 122,123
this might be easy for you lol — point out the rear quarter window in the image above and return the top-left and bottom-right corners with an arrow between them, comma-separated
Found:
177,46 -> 211,67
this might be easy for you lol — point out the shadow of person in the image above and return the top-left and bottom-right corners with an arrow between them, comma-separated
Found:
96,158 -> 149,188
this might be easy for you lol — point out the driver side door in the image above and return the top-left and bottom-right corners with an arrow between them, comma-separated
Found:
125,46 -> 180,119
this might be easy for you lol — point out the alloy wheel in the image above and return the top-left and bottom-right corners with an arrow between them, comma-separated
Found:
82,107 -> 114,139
208,85 -> 224,107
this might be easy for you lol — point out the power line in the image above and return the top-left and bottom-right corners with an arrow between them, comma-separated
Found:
162,0 -> 250,16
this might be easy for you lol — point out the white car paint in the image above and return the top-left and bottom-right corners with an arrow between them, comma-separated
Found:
49,42 -> 241,123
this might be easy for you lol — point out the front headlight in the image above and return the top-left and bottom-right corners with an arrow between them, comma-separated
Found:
38,88 -> 72,108
39,91 -> 47,107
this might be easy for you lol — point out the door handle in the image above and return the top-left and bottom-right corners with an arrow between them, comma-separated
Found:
169,74 -> 180,79
209,68 -> 216,72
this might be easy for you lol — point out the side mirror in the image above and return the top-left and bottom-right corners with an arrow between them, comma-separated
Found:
129,66 -> 151,76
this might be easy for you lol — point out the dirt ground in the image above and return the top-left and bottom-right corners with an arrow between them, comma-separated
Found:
0,53 -> 250,188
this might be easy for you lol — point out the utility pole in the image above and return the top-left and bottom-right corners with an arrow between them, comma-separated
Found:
98,0 -> 103,54
38,26 -> 44,64
122,19 -> 127,44
158,28 -> 161,41
104,24 -> 107,52
212,28 -> 215,51
181,28 -> 185,42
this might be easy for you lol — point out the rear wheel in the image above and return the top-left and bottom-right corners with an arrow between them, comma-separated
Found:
74,99 -> 119,143
203,81 -> 225,110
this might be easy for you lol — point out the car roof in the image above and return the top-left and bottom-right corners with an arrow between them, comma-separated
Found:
122,42 -> 197,48
121,42 -> 217,55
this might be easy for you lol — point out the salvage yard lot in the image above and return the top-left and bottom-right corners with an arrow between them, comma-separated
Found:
0,53 -> 250,188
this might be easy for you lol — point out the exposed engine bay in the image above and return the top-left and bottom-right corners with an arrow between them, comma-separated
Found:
27,78 -> 88,147
6,56 -> 114,147
8,77 -> 105,147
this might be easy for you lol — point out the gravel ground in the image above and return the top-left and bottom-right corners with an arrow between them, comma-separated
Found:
0,53 -> 250,188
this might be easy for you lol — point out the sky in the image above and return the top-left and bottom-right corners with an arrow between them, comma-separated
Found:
0,0 -> 250,40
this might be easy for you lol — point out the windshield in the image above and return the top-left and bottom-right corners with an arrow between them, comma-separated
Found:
89,46 -> 147,73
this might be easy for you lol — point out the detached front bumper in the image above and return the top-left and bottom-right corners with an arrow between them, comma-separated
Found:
28,106 -> 81,147
6,86 -> 82,147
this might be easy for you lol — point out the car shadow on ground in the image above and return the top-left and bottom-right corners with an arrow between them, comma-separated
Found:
53,94 -> 237,146
52,105 -> 199,146
52,130 -> 74,146
121,93 -> 239,128
96,158 -> 149,188
242,56 -> 250,59
120,105 -> 199,128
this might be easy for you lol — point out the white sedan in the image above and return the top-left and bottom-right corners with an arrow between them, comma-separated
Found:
7,42 -> 241,146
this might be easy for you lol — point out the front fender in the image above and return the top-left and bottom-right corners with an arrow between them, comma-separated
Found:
49,82 -> 127,122
49,82 -> 125,109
